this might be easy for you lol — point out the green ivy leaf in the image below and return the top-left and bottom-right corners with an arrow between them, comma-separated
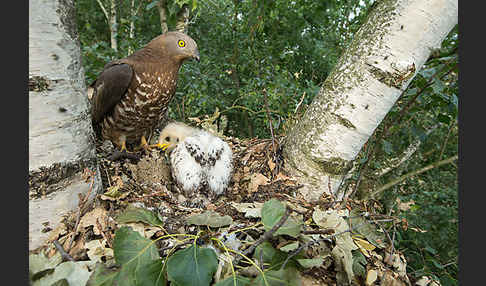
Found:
214,275 -> 252,286
166,245 -> 218,286
116,207 -> 165,228
261,199 -> 302,238
111,226 -> 164,286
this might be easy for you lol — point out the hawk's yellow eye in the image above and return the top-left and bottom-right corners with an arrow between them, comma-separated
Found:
178,40 -> 185,47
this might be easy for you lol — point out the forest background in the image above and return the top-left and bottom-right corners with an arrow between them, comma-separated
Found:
75,0 -> 459,284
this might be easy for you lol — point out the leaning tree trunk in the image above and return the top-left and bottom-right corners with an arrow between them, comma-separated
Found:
283,0 -> 458,202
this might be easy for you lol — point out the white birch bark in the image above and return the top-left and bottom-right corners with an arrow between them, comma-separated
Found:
175,4 -> 190,33
109,0 -> 118,51
128,0 -> 143,54
95,0 -> 118,51
157,0 -> 169,34
283,0 -> 458,201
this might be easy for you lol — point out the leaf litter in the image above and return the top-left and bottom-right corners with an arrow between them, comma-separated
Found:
29,118 -> 416,286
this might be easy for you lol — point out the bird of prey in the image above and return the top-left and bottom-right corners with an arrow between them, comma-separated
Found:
156,122 -> 233,198
88,32 -> 200,153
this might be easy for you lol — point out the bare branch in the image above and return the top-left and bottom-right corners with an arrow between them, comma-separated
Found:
234,206 -> 292,265
375,124 -> 439,177
372,154 -> 458,196
96,0 -> 110,22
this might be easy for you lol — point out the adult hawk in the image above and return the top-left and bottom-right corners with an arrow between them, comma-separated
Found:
88,32 -> 199,153
157,122 -> 233,198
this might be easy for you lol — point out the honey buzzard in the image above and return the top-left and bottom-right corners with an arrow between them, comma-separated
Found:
88,32 -> 200,153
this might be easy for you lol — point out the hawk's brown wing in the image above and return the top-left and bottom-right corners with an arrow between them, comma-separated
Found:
89,63 -> 133,124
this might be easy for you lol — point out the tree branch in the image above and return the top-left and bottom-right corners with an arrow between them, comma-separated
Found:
375,124 -> 439,177
234,206 -> 292,265
371,155 -> 458,196
96,0 -> 110,22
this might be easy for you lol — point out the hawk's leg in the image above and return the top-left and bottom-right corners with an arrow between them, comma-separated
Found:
108,139 -> 140,161
134,136 -> 153,154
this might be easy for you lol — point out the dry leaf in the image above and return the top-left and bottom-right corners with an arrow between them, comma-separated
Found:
85,239 -> 114,263
248,173 -> 269,193
397,198 -> 415,211
415,276 -> 431,286
268,159 -> 276,172
353,236 -> 376,258
47,223 -> 68,242
79,207 -> 108,235
230,202 -> 263,218
365,269 -> 378,286
120,222 -> 160,239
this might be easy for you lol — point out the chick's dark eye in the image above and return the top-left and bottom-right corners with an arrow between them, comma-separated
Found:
178,40 -> 185,47
176,138 -> 179,142
165,136 -> 170,141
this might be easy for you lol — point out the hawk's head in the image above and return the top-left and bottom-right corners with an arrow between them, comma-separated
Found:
148,31 -> 200,63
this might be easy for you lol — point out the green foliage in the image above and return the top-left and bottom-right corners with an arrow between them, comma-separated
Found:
351,26 -> 459,285
166,245 -> 218,286
75,0 -> 458,284
214,275 -> 252,286
261,198 -> 302,238
76,0 -> 373,138
115,207 -> 165,228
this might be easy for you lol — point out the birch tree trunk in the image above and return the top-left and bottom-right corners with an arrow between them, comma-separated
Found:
175,4 -> 190,33
96,0 -> 118,51
282,0 -> 458,202
109,0 -> 118,51
128,0 -> 143,54
157,0 -> 169,34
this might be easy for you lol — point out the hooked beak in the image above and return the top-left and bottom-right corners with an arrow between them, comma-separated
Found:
193,48 -> 200,62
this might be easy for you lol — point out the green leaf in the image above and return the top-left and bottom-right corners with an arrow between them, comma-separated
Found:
167,245 -> 218,286
214,275 -> 252,286
430,259 -> 444,269
251,267 -> 301,286
117,259 -> 166,286
146,1 -> 159,11
114,226 -> 160,264
437,113 -> 451,124
382,139 -> 393,155
29,251 -> 62,279
351,249 -> 367,278
86,263 -> 118,286
50,279 -> 69,286
296,258 -> 324,268
425,246 -> 437,255
348,210 -> 386,249
279,242 -> 299,253
253,242 -> 291,268
116,207 -> 165,228
31,261 -> 95,286
261,199 -> 302,238
186,210 -> 233,227
112,226 -> 164,286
